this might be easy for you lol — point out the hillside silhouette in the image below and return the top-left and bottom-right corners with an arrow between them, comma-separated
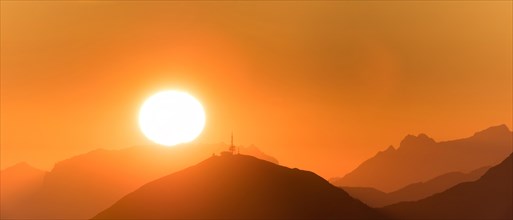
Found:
94,154 -> 383,219
0,163 -> 46,218
382,153 -> 513,219
343,165 -> 490,207
3,144 -> 277,219
333,125 -> 512,192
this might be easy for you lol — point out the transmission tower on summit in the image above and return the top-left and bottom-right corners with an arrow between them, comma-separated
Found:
221,132 -> 239,156
229,132 -> 240,154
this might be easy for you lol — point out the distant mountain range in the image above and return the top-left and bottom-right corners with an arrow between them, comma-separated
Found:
0,162 -> 46,219
343,165 -> 490,207
3,125 -> 511,219
382,153 -> 513,219
332,125 -> 512,192
94,154 -> 383,219
1,144 -> 277,219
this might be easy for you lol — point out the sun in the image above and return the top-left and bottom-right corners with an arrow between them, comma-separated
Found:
138,90 -> 206,146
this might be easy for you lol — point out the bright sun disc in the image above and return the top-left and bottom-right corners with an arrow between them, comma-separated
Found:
139,90 -> 206,146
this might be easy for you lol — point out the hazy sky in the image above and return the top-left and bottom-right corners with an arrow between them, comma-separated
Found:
1,1 -> 512,178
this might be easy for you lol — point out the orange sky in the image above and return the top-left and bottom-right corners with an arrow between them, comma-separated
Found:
1,1 -> 512,178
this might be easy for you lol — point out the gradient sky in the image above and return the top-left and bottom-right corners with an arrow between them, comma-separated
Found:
1,1 -> 512,178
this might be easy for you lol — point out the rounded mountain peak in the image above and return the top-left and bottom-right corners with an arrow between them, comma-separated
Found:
93,154 -> 383,219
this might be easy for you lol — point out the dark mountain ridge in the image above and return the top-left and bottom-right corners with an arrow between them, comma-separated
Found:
343,165 -> 490,207
94,154 -> 383,219
382,153 -> 513,219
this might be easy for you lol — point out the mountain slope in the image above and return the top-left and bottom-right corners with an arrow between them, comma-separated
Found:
0,163 -> 46,219
94,155 -> 383,219
343,165 -> 490,207
5,144 -> 277,219
333,125 -> 512,192
386,166 -> 490,204
382,153 -> 513,219
341,187 -> 390,208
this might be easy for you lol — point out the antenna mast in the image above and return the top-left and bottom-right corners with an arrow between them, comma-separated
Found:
229,131 -> 235,154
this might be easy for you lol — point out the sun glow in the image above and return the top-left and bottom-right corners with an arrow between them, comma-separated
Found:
138,90 -> 206,146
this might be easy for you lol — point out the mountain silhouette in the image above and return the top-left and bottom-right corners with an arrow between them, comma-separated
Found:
4,144 -> 277,219
94,154 -> 383,219
332,125 -> 512,192
0,163 -> 46,219
239,144 -> 279,164
343,165 -> 490,207
382,153 -> 513,219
